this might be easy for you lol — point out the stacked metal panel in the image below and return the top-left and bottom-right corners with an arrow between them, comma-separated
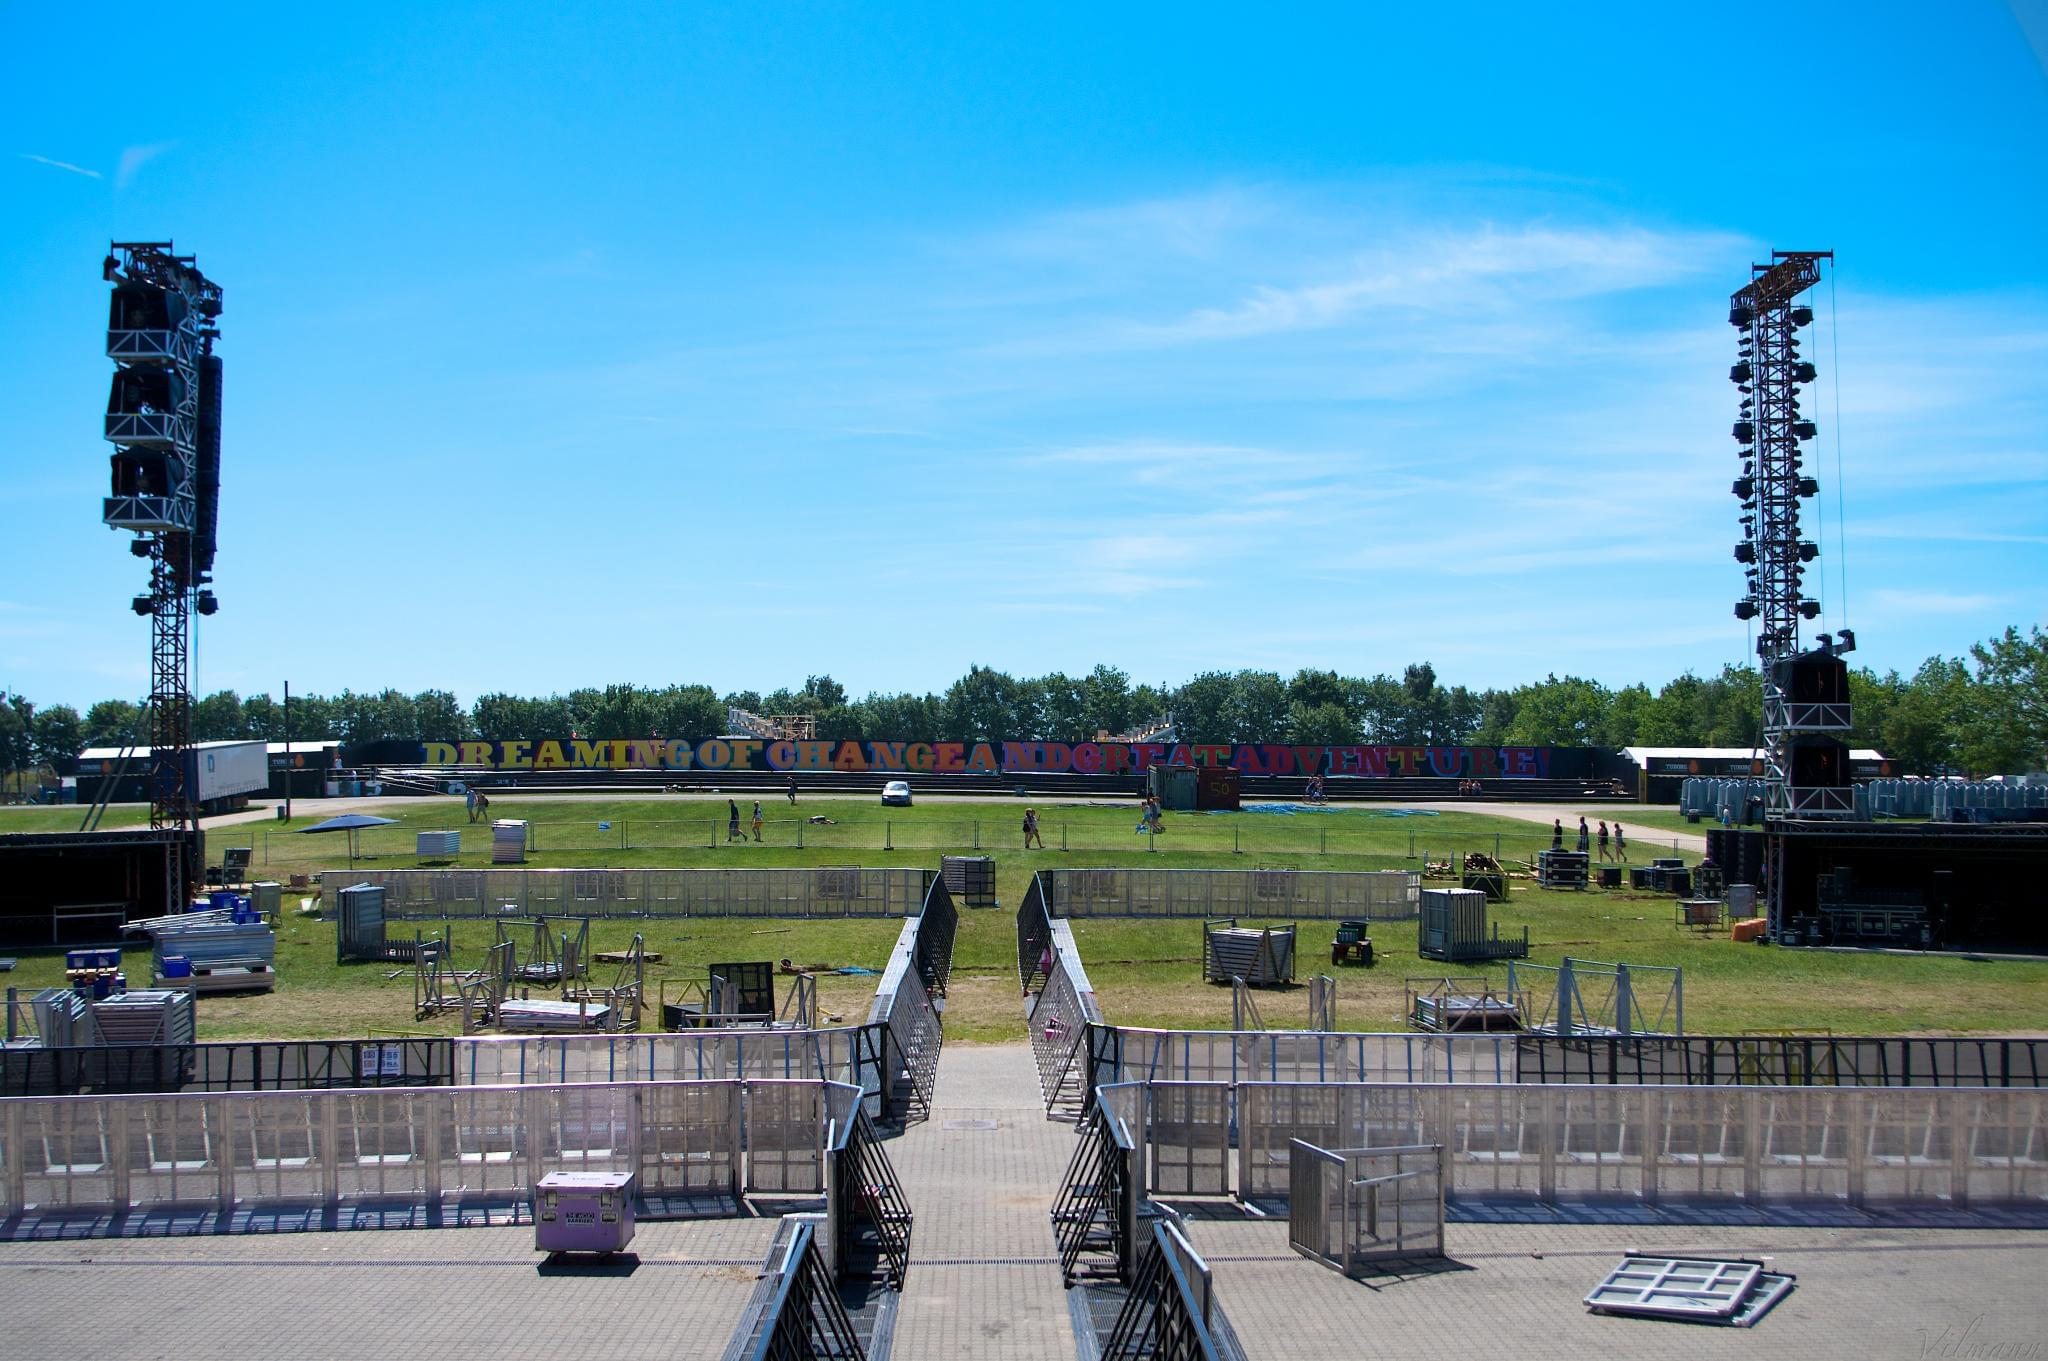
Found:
1419,888 -> 1529,962
1201,920 -> 1296,984
89,989 -> 197,1045
498,998 -> 613,1032
491,820 -> 527,864
941,856 -> 997,908
136,913 -> 276,994
249,881 -> 283,917
416,830 -> 462,856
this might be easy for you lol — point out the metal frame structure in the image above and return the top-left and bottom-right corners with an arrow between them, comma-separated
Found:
102,243 -> 224,908
1728,251 -> 1856,927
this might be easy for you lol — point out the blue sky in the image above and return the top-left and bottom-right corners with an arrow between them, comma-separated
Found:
3,2 -> 2044,710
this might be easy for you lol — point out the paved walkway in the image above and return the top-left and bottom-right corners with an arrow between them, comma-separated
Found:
1183,1213 -> 2048,1361
0,1217 -> 780,1361
887,1043 -> 1079,1361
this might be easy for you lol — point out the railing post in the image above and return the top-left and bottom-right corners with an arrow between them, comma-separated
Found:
214,1096 -> 235,1217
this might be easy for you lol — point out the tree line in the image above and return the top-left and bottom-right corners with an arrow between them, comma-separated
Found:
2,625 -> 2041,779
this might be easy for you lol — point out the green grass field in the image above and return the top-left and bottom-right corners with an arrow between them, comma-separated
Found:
7,795 -> 2044,1043
0,804 -> 151,833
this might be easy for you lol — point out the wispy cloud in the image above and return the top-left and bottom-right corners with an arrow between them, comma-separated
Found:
115,142 -> 175,190
17,152 -> 101,179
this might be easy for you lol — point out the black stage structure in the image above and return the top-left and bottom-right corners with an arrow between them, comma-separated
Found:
0,245 -> 224,948
1722,253 -> 2048,952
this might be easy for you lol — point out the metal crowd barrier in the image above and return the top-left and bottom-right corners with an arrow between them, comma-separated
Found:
330,867 -> 935,919
1099,1079 -> 2048,1211
1098,1218 -> 1229,1361
1039,867 -> 1421,921
1028,924 -> 1105,1118
729,1216 -> 868,1361
1079,1029 -> 2048,1107
1,1028 -> 896,1112
1287,1141 -> 1446,1274
0,1077 -> 861,1222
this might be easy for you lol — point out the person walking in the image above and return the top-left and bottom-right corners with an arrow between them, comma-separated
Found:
474,790 -> 490,822
1023,807 -> 1044,849
750,800 -> 764,842
1551,818 -> 1564,851
786,774 -> 798,805
727,798 -> 745,842
1613,822 -> 1628,862
1576,817 -> 1590,855
1597,820 -> 1611,861
464,786 -> 479,823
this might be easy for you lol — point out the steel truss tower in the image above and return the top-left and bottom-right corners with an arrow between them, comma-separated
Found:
103,242 -> 223,907
1728,251 -> 1855,932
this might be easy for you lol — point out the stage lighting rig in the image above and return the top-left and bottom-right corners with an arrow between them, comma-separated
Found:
103,241 -> 224,905
1728,249 -> 1854,928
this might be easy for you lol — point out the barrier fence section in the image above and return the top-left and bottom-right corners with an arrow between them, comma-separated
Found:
0,1077 -> 864,1221
1081,1029 -> 2048,1101
731,1216 -> 867,1361
1041,867 -> 1421,921
1286,1141 -> 1445,1274
1098,1079 -> 2048,1211
0,1029 -> 895,1113
329,867 -> 935,919
1028,923 -> 1105,1118
1087,1028 -> 1519,1097
1512,1034 -> 2048,1088
1099,1218 -> 1229,1361
866,890 -> 957,1121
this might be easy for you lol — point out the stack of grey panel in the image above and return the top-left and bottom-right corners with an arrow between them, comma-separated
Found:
498,998 -> 612,1032
142,917 -> 277,994
492,820 -> 527,864
90,989 -> 197,1046
1202,920 -> 1296,984
942,855 -> 997,907
417,830 -> 462,856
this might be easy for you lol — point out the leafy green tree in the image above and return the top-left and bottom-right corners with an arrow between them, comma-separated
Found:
1964,625 -> 2047,774
1079,664 -> 1133,738
30,704 -> 84,771
1223,671 -> 1290,742
944,665 -> 1023,743
1287,668 -> 1348,713
1288,700 -> 1357,746
413,690 -> 470,743
1501,675 -> 1612,746
83,698 -> 145,749
1879,657 -> 1966,774
191,690 -> 246,741
1169,671 -> 1236,744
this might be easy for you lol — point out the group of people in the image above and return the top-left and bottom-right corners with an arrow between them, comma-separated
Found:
1456,779 -> 1485,796
1303,774 -> 1328,803
1552,815 -> 1627,861
1137,795 -> 1164,835
462,786 -> 491,823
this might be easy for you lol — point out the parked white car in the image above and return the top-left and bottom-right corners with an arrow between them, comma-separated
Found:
881,780 -> 913,807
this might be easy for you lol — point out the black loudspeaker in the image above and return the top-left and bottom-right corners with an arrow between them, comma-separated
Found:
1705,828 -> 1766,885
1789,737 -> 1850,789
1773,649 -> 1849,705
191,353 -> 223,581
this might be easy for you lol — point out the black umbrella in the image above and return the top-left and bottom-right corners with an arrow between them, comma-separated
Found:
298,813 -> 399,867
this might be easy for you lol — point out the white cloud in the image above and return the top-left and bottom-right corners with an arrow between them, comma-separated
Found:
16,152 -> 101,179
115,142 -> 175,190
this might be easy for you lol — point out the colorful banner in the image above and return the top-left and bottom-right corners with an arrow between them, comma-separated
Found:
345,739 -> 1561,779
